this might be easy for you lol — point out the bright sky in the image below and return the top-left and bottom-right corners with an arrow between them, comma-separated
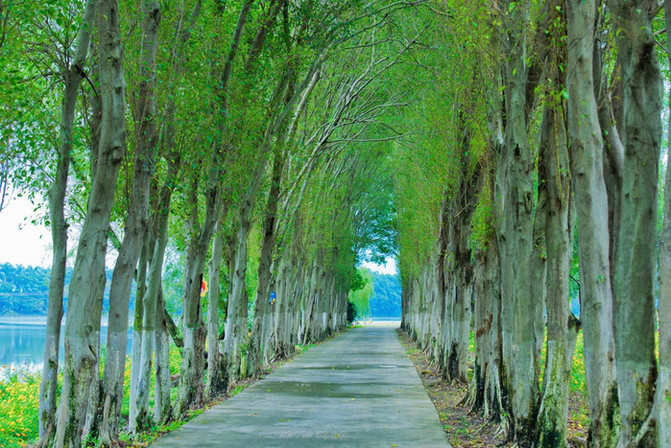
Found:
0,195 -> 52,267
362,257 -> 397,275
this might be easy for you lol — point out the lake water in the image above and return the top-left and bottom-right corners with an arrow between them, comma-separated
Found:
0,316 -> 132,370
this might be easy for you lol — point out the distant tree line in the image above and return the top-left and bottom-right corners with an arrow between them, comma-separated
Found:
0,263 -> 51,315
368,271 -> 400,318
0,263 -> 131,316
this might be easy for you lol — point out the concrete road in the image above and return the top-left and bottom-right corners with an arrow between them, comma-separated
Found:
152,326 -> 450,448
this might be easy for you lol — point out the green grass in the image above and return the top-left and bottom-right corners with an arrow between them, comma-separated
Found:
294,343 -> 315,353
230,384 -> 245,396
570,332 -> 587,395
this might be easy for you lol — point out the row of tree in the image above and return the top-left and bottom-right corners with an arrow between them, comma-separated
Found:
397,1 -> 669,447
2,0 -> 406,446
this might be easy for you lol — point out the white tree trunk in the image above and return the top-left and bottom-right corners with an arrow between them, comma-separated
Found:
38,2 -> 95,444
100,1 -> 159,441
534,103 -> 579,448
54,0 -> 126,443
566,1 -> 618,445
657,5 -> 671,446
495,3 -> 539,441
609,1 -> 662,445
206,219 -> 227,398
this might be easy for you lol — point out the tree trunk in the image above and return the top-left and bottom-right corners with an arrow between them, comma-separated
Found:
496,3 -> 539,441
608,1 -> 662,445
530,181 -> 547,361
54,0 -> 126,444
534,103 -> 580,448
38,1 -> 96,444
470,240 -> 505,421
222,201 -> 252,382
131,151 -> 180,431
248,144 -> 286,376
131,242 -> 159,432
99,1 -> 160,443
435,195 -> 449,373
205,216 -> 228,399
657,5 -> 671,446
154,286 -> 172,424
129,3 -> 201,420
176,172 -> 220,416
128,238 -> 149,431
448,143 -> 479,383
566,1 -> 618,446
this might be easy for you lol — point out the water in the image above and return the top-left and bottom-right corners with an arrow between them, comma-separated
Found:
354,317 -> 401,327
0,316 -> 132,370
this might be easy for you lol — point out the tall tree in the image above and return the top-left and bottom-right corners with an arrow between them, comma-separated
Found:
566,1 -> 618,446
494,1 -> 539,442
608,1 -> 663,445
54,0 -> 126,444
100,0 -> 160,441
37,1 -> 96,444
657,5 -> 671,446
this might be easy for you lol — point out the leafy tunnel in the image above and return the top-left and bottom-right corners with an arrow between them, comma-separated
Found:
2,0 -> 671,447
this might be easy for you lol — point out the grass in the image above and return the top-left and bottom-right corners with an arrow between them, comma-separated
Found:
294,343 -> 315,353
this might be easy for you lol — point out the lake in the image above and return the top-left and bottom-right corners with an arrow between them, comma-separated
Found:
0,316 -> 132,370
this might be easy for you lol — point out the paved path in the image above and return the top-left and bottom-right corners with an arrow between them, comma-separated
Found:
153,327 -> 450,448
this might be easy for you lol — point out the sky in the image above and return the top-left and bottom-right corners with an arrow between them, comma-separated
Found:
362,257 -> 397,275
0,195 -> 52,267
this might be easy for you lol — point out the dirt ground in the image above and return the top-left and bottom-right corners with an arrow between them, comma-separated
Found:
397,329 -> 589,448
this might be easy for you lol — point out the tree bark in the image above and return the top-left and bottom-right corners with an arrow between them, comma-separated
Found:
223,185 -> 259,382
205,215 -> 228,399
128,238 -> 149,431
608,1 -> 662,445
54,0 -> 126,444
566,1 -> 618,446
38,1 -> 96,444
130,150 -> 180,431
153,286 -> 172,424
448,135 -> 480,383
176,166 -> 221,416
99,1 -> 160,443
248,144 -> 286,376
129,9 -> 202,418
534,103 -> 580,448
470,240 -> 505,421
495,2 -> 539,442
657,4 -> 671,446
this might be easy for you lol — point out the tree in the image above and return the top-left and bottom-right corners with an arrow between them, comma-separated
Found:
348,267 -> 373,318
54,0 -> 126,444
608,1 -> 662,445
